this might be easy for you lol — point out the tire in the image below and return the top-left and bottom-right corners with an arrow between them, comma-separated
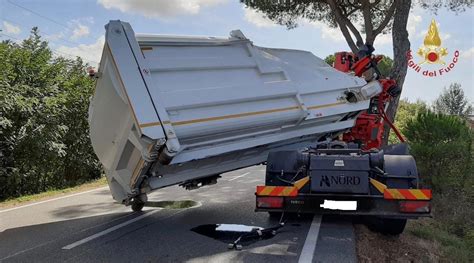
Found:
268,212 -> 283,219
131,200 -> 145,212
369,217 -> 407,235
365,154 -> 413,235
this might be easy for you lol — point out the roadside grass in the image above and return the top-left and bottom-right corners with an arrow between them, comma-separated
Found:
0,177 -> 108,209
407,219 -> 473,262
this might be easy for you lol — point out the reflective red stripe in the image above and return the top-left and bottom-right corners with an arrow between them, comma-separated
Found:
256,186 -> 298,197
398,189 -> 417,200
420,189 -> 432,199
270,187 -> 283,196
384,189 -> 432,200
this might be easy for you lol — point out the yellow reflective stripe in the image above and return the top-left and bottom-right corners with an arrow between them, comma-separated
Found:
280,187 -> 295,196
294,176 -> 310,190
260,186 -> 275,196
307,101 -> 346,110
139,101 -> 348,128
173,106 -> 299,126
140,121 -> 170,128
370,178 -> 387,194
409,189 -> 429,200
387,189 -> 405,199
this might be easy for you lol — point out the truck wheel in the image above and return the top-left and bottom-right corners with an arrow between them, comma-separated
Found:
131,200 -> 145,212
370,217 -> 407,235
268,212 -> 283,219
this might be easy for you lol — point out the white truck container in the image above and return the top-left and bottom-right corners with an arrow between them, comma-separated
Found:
88,21 -> 372,206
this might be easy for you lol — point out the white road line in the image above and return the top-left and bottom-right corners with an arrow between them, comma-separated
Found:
228,172 -> 250,181
62,210 -> 159,250
298,214 -> 323,263
0,186 -> 109,213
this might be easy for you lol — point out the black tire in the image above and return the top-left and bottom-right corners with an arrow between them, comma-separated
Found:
268,212 -> 283,219
131,200 -> 145,212
369,217 -> 407,235
365,154 -> 412,236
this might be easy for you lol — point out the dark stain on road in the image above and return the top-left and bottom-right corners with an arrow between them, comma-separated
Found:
145,200 -> 199,209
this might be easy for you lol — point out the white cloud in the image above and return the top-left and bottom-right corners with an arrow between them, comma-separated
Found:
243,7 -> 276,28
45,32 -> 65,42
70,24 -> 90,40
407,15 -> 422,37
304,20 -> 346,42
374,34 -> 392,46
97,0 -> 226,18
442,33 -> 451,41
241,6 -> 345,40
2,21 -> 21,35
56,36 -> 105,66
81,17 -> 95,24
462,47 -> 474,59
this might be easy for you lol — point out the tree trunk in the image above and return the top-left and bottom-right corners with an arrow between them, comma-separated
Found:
384,0 -> 412,145
327,0 -> 359,53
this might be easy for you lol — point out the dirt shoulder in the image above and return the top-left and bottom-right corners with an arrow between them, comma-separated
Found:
0,177 -> 108,210
355,220 -> 441,263
355,218 -> 473,263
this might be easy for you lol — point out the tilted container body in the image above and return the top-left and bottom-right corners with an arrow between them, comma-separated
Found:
88,21 -> 370,203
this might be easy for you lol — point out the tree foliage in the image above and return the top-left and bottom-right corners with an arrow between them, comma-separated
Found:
0,28 -> 102,200
388,98 -> 428,143
324,54 -> 335,65
241,0 -> 472,52
433,83 -> 473,117
404,111 -> 472,188
403,110 -> 473,237
242,0 -> 398,52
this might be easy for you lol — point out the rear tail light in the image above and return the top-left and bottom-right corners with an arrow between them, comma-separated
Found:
399,201 -> 431,213
257,197 -> 284,208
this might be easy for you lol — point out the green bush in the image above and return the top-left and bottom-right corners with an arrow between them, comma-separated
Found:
0,28 -> 101,200
388,99 -> 428,144
403,110 -> 474,239
404,111 -> 472,190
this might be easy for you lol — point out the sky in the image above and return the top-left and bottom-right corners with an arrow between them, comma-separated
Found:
0,0 -> 473,103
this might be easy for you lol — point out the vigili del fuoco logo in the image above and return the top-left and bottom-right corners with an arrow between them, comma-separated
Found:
407,19 -> 460,77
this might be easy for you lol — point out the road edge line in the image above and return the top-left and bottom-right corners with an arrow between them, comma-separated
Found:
0,186 -> 109,214
298,214 -> 323,263
62,210 -> 159,250
228,172 -> 251,181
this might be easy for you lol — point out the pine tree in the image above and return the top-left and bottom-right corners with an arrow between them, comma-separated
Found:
433,83 -> 473,117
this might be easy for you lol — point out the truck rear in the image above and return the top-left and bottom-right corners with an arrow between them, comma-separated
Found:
255,52 -> 432,235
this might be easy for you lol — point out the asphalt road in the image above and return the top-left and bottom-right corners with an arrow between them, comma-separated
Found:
0,165 -> 357,263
